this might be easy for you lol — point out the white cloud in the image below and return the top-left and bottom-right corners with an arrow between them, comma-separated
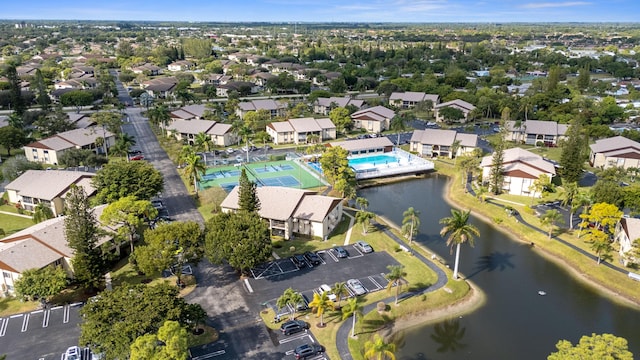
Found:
521,1 -> 591,9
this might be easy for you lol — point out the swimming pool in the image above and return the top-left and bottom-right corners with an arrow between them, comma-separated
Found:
349,154 -> 400,167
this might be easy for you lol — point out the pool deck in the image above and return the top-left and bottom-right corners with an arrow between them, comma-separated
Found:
350,149 -> 435,180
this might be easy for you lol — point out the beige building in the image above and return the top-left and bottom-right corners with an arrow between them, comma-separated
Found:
504,120 -> 569,146
266,117 -> 336,145
614,217 -> 640,266
236,99 -> 287,119
220,186 -> 343,240
434,99 -> 476,123
23,127 -> 115,165
410,129 -> 478,158
350,106 -> 396,134
389,92 -> 439,109
313,96 -> 365,115
165,119 -> 236,147
589,136 -> 640,169
480,147 -> 556,197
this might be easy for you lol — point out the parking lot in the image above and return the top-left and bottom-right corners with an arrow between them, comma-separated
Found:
0,303 -> 84,360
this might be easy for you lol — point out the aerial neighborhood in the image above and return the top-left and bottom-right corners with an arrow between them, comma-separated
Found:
0,17 -> 639,360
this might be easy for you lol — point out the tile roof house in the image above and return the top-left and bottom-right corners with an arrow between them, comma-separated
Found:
350,106 -> 396,134
589,136 -> 640,169
313,96 -> 365,115
389,92 -> 440,109
410,129 -> 479,158
142,77 -> 178,98
614,217 -> 640,266
165,119 -> 236,146
434,99 -> 476,123
480,147 -> 556,197
220,186 -> 343,240
236,99 -> 287,119
6,170 -> 96,217
170,104 -> 210,120
23,127 -> 116,165
266,117 -> 336,145
167,60 -> 194,72
505,120 -> 569,146
0,205 -> 114,296
131,63 -> 163,75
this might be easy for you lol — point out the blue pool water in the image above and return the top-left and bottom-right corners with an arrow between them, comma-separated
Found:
349,154 -> 399,167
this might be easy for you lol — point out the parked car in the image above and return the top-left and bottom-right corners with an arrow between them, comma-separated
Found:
62,346 -> 81,360
318,284 -> 337,301
294,343 -> 325,359
355,240 -> 373,253
304,251 -> 322,265
130,154 -> 145,161
226,148 -> 235,154
296,293 -> 309,311
128,149 -> 142,156
291,254 -> 307,268
347,278 -> 367,296
426,121 -> 437,127
280,319 -> 309,335
334,246 -> 349,258
264,144 -> 273,150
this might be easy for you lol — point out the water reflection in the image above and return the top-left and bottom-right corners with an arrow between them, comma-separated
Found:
430,319 -> 467,353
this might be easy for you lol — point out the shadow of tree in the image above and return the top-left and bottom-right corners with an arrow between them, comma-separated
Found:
465,251 -> 515,279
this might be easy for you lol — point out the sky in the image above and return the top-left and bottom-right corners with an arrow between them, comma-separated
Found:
3,0 -> 640,23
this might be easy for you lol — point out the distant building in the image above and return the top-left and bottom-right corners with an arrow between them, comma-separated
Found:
23,127 -> 115,165
313,96 -> 365,115
389,92 -> 439,109
434,99 -> 476,123
504,120 -> 568,146
266,117 -> 336,145
350,106 -> 396,134
589,136 -> 640,169
410,129 -> 478,158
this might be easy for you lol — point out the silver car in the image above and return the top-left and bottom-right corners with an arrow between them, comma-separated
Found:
355,240 -> 373,253
347,279 -> 367,296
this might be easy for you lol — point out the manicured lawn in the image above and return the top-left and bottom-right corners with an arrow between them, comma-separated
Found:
0,212 -> 34,235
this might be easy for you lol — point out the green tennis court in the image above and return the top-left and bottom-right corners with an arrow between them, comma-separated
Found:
199,160 -> 326,191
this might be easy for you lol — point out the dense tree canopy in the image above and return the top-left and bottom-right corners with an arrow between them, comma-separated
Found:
548,333 -> 633,360
14,266 -> 67,301
93,161 -> 164,203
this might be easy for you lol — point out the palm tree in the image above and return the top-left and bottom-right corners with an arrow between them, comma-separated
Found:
450,139 -> 461,162
540,209 -> 564,239
402,207 -> 420,245
276,288 -> 303,320
364,334 -> 396,360
356,197 -> 369,211
389,114 -> 407,148
179,145 -> 195,167
237,125 -> 253,163
94,136 -> 107,158
148,104 -> 171,136
112,133 -> 136,158
561,181 -> 579,229
32,203 -> 53,223
439,209 -> 480,279
194,132 -> 213,165
356,211 -> 375,234
307,291 -> 335,327
341,297 -> 363,337
575,191 -> 593,238
385,265 -> 407,305
182,153 -> 206,194
332,282 -> 349,308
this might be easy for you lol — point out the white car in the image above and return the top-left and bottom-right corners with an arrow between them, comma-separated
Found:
426,121 -> 437,127
347,279 -> 367,296
319,284 -> 337,302
226,148 -> 235,154
62,346 -> 81,360
355,240 -> 373,253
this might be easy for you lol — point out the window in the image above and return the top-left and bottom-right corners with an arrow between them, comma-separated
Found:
3,271 -> 11,279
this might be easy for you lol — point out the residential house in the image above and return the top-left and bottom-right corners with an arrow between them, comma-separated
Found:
5,170 -> 95,217
131,63 -> 162,75
23,127 -> 115,165
389,92 -> 439,109
0,205 -> 113,296
142,77 -> 178,98
170,104 -> 210,120
313,96 -> 365,115
410,129 -> 479,158
221,186 -> 343,240
167,60 -> 194,72
216,81 -> 258,98
589,136 -> 640,169
54,77 -> 97,90
480,147 -> 556,197
236,99 -> 287,119
165,119 -> 236,146
330,137 -> 395,156
266,117 -> 336,145
350,106 -> 396,134
505,120 -> 569,146
200,73 -> 232,86
434,99 -> 476,123
614,217 -> 640,266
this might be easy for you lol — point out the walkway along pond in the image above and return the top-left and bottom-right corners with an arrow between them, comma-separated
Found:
358,175 -> 640,360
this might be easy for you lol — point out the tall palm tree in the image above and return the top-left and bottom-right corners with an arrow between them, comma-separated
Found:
575,191 -> 593,238
32,203 -> 54,223
148,104 -> 171,136
341,297 -> 363,337
94,136 -> 107,158
276,288 -> 303,321
439,209 -> 480,279
356,211 -> 375,234
332,282 -> 349,308
364,334 -> 396,360
307,291 -> 335,327
179,145 -> 195,167
385,265 -> 407,305
561,181 -> 579,229
451,139 -> 461,162
389,114 -> 407,148
111,133 -> 136,158
194,132 -> 213,165
402,207 -> 420,245
356,197 -> 369,211
182,153 -> 206,194
540,209 -> 563,240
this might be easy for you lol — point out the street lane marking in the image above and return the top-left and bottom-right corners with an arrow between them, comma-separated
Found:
244,279 -> 254,293
278,332 -> 309,344
21,313 -> 29,332
42,309 -> 50,328
0,318 -> 7,337
191,350 -> 226,360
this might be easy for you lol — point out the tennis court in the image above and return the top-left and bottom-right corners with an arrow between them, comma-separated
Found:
200,160 -> 325,192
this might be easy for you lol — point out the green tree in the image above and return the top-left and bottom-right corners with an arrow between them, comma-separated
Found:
32,203 -> 54,223
14,266 -> 68,302
148,104 -> 172,136
329,107 -> 352,135
439,106 -> 465,124
355,197 -> 369,211
0,126 -> 28,156
276,288 -> 304,321
530,174 -> 552,204
34,105 -> 76,137
130,320 -> 189,360
386,265 -> 407,305
439,209 -> 480,279
561,181 -> 579,229
559,121 -> 587,183
134,221 -> 204,285
341,297 -> 363,337
488,139 -> 505,195
332,281 -> 349,308
356,210 -> 375,234
1,155 -> 41,181
93,161 -> 164,203
548,333 -> 633,360
5,65 -> 25,116
80,283 -> 201,360
194,132 -> 213,164
307,291 -> 335,327
100,196 -> 157,255
60,90 -> 94,112
401,207 -> 420,245
584,229 -> 613,264
456,155 -> 480,190
320,146 -> 356,198
540,209 -> 564,239
33,69 -> 51,111
182,152 -> 206,194
389,114 -> 407,147
111,133 -> 136,158
577,67 -> 591,90
364,334 -> 396,360
64,185 -> 104,292
204,211 -> 271,273
238,168 -> 260,212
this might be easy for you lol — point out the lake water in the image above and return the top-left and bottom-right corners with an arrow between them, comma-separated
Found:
358,174 -> 640,359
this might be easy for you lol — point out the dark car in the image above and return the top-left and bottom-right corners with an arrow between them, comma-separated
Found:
294,343 -> 324,359
264,145 -> 273,150
304,251 -> 322,266
280,319 -> 309,335
334,246 -> 348,258
291,254 -> 307,268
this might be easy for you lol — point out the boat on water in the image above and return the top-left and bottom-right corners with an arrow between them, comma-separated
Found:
538,290 -> 547,296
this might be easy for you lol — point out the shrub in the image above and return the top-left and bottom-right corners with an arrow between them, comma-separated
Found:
492,217 -> 503,224
377,302 -> 386,312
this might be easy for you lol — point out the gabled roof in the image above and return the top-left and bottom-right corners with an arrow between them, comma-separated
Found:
389,92 -> 439,103
410,129 -> 479,148
6,170 -> 96,201
315,96 -> 364,109
238,99 -> 285,112
505,120 -> 569,136
293,195 -> 341,222
208,123 -> 233,136
435,99 -> 476,111
620,217 -> 640,240
480,147 -> 556,177
590,136 -> 640,154
221,186 -> 314,221
351,106 -> 395,121
167,119 -> 216,135
331,137 -> 394,152
24,127 -> 114,151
